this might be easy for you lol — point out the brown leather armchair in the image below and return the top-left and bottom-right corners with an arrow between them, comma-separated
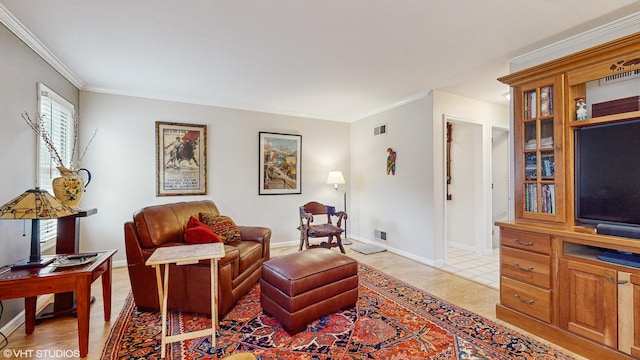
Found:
124,200 -> 271,318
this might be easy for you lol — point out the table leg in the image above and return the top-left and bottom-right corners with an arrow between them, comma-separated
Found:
76,278 -> 91,358
24,297 -> 36,334
210,259 -> 217,349
102,258 -> 112,321
160,265 -> 170,359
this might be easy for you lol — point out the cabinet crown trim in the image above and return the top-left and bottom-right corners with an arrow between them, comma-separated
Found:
499,32 -> 640,86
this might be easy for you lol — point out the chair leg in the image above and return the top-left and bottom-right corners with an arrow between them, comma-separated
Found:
336,235 -> 345,254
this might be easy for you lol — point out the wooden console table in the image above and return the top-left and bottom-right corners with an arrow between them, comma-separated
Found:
39,208 -> 99,319
146,243 -> 225,359
0,249 -> 115,357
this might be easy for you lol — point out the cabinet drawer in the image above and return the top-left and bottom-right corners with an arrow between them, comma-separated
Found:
501,246 -> 551,288
501,276 -> 552,323
501,229 -> 551,254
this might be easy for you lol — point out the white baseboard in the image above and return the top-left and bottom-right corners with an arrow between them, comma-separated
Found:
349,236 -> 437,267
1,294 -> 53,338
270,240 -> 299,249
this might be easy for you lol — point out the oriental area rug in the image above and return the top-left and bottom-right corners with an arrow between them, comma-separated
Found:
102,265 -> 573,359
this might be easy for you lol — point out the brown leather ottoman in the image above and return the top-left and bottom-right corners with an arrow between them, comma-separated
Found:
260,248 -> 358,333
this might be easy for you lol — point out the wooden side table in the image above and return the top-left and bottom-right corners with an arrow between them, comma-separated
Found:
146,243 -> 225,359
0,249 -> 115,357
37,208 -> 99,320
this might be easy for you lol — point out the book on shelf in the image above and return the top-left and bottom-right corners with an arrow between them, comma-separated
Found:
540,86 -> 552,116
541,184 -> 555,214
548,86 -> 554,115
524,91 -> 538,119
530,91 -> 537,118
525,153 -> 537,179
525,184 -> 537,212
525,138 -> 537,150
541,156 -> 554,177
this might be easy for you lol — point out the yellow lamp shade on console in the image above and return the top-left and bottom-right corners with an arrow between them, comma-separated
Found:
0,188 -> 76,268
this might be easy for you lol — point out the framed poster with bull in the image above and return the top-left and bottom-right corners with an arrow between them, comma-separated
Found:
259,131 -> 302,195
156,121 -> 207,196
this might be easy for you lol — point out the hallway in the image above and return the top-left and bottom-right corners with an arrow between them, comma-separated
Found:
436,247 -> 500,289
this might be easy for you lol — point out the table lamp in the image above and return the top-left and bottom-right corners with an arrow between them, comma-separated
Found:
0,188 -> 76,268
326,171 -> 351,245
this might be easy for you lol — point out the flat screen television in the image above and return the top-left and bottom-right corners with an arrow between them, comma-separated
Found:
575,118 -> 640,228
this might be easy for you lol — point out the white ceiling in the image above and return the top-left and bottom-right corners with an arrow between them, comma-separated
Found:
2,1 -> 640,122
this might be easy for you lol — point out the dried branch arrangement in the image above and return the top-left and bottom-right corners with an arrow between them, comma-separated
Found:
22,112 -> 98,170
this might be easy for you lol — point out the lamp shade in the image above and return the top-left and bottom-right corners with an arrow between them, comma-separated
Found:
0,188 -> 76,219
326,171 -> 345,185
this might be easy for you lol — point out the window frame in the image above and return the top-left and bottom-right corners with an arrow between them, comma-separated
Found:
36,82 -> 76,244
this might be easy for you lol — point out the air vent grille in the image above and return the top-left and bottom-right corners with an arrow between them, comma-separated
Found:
373,124 -> 387,136
599,69 -> 640,86
374,229 -> 387,240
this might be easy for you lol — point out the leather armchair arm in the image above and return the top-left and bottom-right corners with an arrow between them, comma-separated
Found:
218,246 -> 239,267
238,226 -> 271,259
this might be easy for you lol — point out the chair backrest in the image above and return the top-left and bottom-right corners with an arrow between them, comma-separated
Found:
300,201 -> 335,224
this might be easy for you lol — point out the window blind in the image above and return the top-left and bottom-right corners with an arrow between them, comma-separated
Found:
37,83 -> 75,243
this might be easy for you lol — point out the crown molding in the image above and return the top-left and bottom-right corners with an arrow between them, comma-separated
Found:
510,11 -> 640,67
84,85 -> 349,122
0,4 -> 85,89
352,90 -> 432,122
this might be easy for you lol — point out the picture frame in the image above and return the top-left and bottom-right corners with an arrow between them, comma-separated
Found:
156,121 -> 207,196
259,132 -> 302,195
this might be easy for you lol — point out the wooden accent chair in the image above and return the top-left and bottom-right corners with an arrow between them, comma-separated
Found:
298,201 -> 347,253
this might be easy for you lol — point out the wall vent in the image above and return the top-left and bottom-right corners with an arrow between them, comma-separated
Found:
374,229 -> 387,241
373,124 -> 387,136
599,69 -> 640,86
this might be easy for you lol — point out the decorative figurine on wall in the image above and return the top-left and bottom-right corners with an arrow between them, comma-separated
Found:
386,147 -> 396,175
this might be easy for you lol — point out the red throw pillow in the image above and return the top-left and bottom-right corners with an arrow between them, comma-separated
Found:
184,224 -> 222,244
199,213 -> 242,244
187,215 -> 207,229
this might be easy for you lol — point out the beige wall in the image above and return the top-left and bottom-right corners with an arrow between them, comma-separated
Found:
0,23 -> 79,328
350,95 -> 435,262
78,91 -> 350,264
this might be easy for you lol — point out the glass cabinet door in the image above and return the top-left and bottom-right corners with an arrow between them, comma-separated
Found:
515,78 -> 564,222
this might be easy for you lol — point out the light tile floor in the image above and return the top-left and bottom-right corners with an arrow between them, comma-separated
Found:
436,247 -> 500,289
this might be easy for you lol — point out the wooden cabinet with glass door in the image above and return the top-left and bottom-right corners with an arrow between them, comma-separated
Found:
513,75 -> 565,223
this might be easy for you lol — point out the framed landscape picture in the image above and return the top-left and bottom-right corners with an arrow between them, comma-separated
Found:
156,121 -> 207,196
259,132 -> 301,195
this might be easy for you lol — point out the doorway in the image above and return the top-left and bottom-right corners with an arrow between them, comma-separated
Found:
439,115 -> 509,288
444,119 -> 483,253
492,127 -> 510,249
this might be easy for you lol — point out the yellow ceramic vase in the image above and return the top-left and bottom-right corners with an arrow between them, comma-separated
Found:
52,166 -> 92,209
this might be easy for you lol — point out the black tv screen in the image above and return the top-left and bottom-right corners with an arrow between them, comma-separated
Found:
575,118 -> 640,227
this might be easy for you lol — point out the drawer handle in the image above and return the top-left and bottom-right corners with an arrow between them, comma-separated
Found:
514,294 -> 535,305
604,274 -> 629,285
514,239 -> 534,246
514,263 -> 533,272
